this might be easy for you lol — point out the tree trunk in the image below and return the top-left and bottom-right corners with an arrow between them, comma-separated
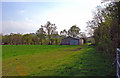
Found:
40,39 -> 42,45
55,39 -> 57,45
48,39 -> 50,45
51,39 -> 53,45
48,35 -> 51,45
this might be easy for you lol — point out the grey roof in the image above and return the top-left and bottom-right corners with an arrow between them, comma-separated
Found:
62,36 -> 82,40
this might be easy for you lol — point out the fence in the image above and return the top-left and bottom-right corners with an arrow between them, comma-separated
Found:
117,48 -> 120,78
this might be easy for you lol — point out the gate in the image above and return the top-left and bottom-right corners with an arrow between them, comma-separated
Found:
117,48 -> 120,78
112,48 -> 120,78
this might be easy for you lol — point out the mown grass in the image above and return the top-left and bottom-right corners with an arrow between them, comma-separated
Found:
2,45 -> 115,76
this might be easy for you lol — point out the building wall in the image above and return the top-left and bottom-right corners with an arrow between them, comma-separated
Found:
61,37 -> 80,45
70,40 -> 79,45
61,37 -> 72,45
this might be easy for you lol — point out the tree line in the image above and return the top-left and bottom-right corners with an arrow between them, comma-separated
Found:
1,21 -> 87,45
87,0 -> 120,60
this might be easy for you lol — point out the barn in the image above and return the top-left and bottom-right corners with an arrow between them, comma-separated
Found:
61,36 -> 84,45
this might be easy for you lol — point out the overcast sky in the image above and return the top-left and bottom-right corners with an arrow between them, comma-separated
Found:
2,0 -> 102,35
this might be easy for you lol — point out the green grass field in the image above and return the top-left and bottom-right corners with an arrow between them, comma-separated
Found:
2,45 -> 115,76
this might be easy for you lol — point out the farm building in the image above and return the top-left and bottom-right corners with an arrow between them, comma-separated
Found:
61,36 -> 84,45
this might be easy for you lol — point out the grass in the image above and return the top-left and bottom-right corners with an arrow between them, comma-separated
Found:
2,45 -> 115,76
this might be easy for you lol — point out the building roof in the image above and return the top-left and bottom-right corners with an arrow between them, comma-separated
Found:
62,36 -> 82,40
